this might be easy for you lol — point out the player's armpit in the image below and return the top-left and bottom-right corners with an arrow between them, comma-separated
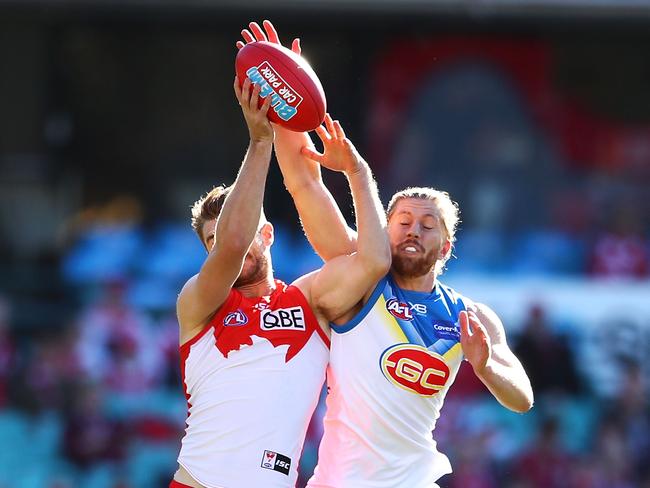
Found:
310,252 -> 389,323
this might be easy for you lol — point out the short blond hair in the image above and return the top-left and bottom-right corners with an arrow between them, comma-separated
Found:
387,187 -> 460,274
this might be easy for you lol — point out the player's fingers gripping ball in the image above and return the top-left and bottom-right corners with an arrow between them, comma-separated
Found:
235,41 -> 326,132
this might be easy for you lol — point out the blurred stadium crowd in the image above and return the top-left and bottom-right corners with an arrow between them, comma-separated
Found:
2,2 -> 650,488
0,205 -> 648,487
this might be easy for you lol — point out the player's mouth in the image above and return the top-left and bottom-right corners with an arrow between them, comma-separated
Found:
399,241 -> 424,254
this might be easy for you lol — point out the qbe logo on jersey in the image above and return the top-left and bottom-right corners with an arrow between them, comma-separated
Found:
380,344 -> 450,396
246,61 -> 303,122
261,450 -> 291,476
260,306 -> 306,331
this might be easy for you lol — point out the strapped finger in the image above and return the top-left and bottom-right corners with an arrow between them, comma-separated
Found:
249,22 -> 267,42
300,146 -> 325,163
263,20 -> 280,44
333,120 -> 346,140
241,29 -> 255,44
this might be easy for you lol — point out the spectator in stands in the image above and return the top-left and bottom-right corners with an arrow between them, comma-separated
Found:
513,417 -> 574,488
514,304 -> 581,397
62,382 -> 128,469
589,205 -> 649,279
75,280 -> 164,394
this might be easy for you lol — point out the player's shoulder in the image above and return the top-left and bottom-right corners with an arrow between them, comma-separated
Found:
289,269 -> 320,305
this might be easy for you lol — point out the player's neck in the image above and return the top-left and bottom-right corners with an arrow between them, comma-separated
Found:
390,270 -> 437,293
236,273 -> 276,298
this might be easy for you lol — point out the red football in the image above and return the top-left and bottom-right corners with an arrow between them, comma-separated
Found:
235,41 -> 326,132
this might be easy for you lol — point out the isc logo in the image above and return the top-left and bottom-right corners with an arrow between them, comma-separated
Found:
380,344 -> 450,396
260,307 -> 306,331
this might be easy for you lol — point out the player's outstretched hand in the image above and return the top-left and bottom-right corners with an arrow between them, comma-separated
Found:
300,114 -> 363,174
236,20 -> 301,55
234,76 -> 273,144
459,310 -> 492,375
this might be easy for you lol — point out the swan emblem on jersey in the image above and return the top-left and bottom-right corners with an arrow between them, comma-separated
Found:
223,310 -> 248,327
380,344 -> 450,396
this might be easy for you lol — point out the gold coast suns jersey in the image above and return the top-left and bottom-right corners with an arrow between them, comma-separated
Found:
178,280 -> 329,488
308,275 -> 471,488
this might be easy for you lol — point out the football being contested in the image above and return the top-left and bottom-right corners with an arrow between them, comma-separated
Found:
235,41 -> 327,132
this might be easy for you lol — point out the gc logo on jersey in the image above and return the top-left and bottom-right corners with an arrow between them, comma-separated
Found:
260,306 -> 306,331
385,298 -> 414,321
261,450 -> 291,476
223,310 -> 248,327
380,344 -> 450,396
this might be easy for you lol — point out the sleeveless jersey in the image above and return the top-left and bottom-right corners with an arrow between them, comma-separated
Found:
308,275 -> 470,488
178,279 -> 329,488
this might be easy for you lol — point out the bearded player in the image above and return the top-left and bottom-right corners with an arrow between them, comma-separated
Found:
241,20 -> 534,488
171,72 -> 390,487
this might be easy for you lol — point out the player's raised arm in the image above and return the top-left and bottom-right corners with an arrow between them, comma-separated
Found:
460,305 -> 534,413
301,119 -> 391,322
237,20 -> 357,261
177,78 -> 273,338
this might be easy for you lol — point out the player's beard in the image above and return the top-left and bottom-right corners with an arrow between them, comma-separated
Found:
391,245 -> 438,279
234,246 -> 270,288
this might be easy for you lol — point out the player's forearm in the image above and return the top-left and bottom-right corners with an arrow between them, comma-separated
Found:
346,160 -> 391,272
475,360 -> 534,413
212,140 -> 272,255
275,127 -> 357,259
274,126 -> 322,193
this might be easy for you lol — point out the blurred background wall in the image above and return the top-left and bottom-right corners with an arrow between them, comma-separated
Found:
0,1 -> 649,487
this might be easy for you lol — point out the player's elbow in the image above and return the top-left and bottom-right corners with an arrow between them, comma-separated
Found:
509,391 -> 535,414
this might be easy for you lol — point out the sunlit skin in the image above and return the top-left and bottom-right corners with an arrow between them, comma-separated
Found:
201,218 -> 274,296
387,197 -> 452,292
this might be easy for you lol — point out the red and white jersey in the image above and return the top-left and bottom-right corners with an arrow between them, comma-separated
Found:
178,279 -> 329,488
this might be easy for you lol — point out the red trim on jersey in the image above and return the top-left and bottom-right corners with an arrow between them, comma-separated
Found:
169,480 -> 193,488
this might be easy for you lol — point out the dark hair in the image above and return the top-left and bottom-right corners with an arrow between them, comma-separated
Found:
190,185 -> 233,242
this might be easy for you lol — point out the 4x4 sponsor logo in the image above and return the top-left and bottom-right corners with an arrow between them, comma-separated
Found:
261,450 -> 291,476
260,306 -> 306,331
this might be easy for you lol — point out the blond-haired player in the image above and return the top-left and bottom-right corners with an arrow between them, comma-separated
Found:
240,21 -> 534,488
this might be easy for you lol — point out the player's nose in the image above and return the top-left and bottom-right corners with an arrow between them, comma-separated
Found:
406,223 -> 420,238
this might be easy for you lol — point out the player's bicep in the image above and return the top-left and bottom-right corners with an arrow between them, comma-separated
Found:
178,250 -> 244,330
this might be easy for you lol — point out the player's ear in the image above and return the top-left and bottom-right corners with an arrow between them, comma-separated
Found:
259,222 -> 274,247
440,238 -> 452,260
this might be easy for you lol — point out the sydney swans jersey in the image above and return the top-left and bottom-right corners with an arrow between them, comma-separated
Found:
178,280 -> 329,488
308,276 -> 470,488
